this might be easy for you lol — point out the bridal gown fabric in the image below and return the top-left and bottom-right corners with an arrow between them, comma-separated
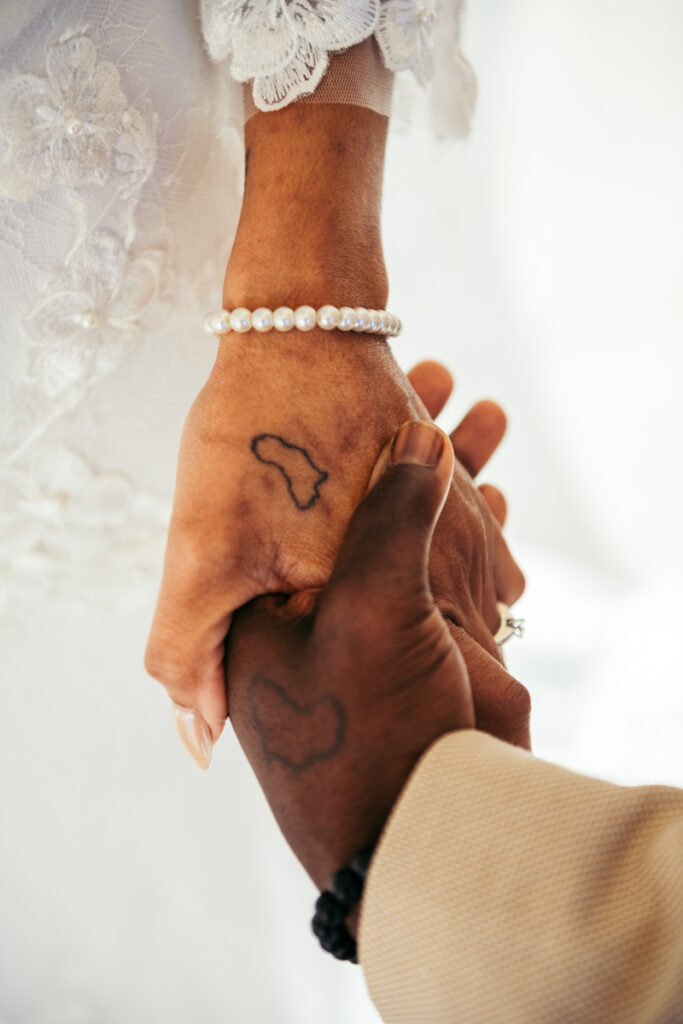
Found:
3,1 -> 683,1021
0,0 -> 474,609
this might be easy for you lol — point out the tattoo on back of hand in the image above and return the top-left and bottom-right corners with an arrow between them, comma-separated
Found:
248,674 -> 345,773
250,434 -> 328,510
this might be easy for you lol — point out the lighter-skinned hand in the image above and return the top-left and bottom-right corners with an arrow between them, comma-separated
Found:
145,344 -> 525,767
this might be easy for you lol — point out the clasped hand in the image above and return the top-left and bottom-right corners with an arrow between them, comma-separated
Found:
225,418 -> 529,891
145,343 -> 526,764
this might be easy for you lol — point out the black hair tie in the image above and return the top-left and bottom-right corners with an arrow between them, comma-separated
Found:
311,847 -> 375,964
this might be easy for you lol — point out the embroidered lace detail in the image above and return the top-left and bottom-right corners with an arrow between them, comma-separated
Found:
22,228 -> 167,402
0,0 -> 471,610
0,4 -> 243,606
200,0 -> 473,117
375,0 -> 436,85
0,29 -> 156,201
201,0 -> 380,110
0,446 -> 169,610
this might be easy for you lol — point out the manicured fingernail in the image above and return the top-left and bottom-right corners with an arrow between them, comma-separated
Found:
391,421 -> 444,468
173,705 -> 213,770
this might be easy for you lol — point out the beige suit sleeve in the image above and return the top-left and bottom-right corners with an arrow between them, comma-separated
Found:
358,730 -> 683,1024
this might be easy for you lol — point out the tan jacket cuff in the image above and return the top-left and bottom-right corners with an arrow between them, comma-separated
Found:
358,729 -> 683,1024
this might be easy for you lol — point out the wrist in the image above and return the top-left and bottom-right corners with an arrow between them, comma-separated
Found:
211,318 -> 396,381
311,847 -> 375,962
224,102 -> 390,310
223,230 -> 389,312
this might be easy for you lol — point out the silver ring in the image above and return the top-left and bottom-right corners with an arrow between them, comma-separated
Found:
494,601 -> 525,646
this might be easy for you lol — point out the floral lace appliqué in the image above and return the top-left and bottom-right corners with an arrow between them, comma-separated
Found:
23,228 -> 166,399
201,0 -> 380,110
0,30 -> 156,201
375,0 -> 437,86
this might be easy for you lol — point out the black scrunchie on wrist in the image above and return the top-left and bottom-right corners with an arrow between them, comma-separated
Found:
311,847 -> 375,964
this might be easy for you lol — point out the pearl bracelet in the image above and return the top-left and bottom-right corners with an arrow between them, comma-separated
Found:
203,305 -> 402,338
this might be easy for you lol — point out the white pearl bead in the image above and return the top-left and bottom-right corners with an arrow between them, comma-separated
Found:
337,306 -> 357,331
377,311 -> 391,334
420,8 -> 437,26
252,307 -> 274,332
65,116 -> 83,136
353,307 -> 370,332
273,306 -> 295,331
203,310 -> 231,335
77,310 -> 97,330
395,316 -> 403,335
230,307 -> 252,333
367,310 -> 381,332
294,305 -> 317,331
316,305 -> 341,330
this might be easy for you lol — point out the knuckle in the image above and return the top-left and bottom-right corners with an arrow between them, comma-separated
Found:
499,563 -> 526,607
143,641 -> 171,683
508,563 -> 526,603
143,646 -> 158,679
515,567 -> 527,600
143,633 -> 188,692
167,510 -> 246,575
504,675 -> 532,723
167,522 -> 221,576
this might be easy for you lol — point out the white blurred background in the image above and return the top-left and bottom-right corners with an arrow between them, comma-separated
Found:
1,0 -> 682,1021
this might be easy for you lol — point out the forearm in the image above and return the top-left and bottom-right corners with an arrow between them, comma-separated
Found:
223,101 -> 390,312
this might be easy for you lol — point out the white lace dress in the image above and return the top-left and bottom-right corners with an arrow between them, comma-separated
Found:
0,0 -> 475,609
0,2 -> 473,1020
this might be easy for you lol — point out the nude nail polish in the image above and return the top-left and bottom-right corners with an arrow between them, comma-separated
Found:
392,421 -> 444,467
173,705 -> 213,770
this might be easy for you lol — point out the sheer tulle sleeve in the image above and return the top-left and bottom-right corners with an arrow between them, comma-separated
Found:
199,0 -> 476,138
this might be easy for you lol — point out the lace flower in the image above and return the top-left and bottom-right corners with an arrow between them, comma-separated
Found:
376,0 -> 437,86
23,229 -> 166,399
0,30 -> 152,201
201,0 -> 380,110
112,100 -> 158,199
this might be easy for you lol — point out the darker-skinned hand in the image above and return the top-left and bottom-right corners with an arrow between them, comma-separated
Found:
224,421 -> 530,893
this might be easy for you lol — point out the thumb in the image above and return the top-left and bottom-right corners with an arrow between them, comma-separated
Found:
325,421 -> 454,622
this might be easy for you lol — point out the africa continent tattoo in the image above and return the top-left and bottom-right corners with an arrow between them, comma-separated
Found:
248,674 -> 346,773
250,434 -> 328,510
